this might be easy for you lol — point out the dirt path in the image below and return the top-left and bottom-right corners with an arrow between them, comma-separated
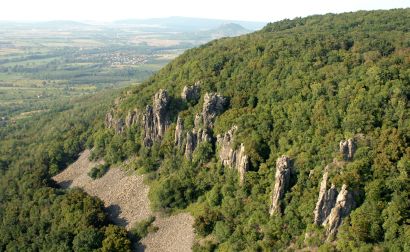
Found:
52,150 -> 194,252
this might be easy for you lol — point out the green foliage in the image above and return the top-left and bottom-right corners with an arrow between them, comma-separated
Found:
101,9 -> 410,251
130,216 -> 158,241
2,8 -> 409,251
0,91 -> 132,251
101,225 -> 132,252
88,164 -> 110,180
73,228 -> 104,252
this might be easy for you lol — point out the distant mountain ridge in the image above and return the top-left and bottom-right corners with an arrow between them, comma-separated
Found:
113,16 -> 266,31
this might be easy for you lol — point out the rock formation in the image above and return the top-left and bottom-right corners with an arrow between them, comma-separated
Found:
183,92 -> 226,159
269,156 -> 292,215
105,110 -> 125,133
185,131 -> 197,159
313,167 -> 338,225
312,139 -> 357,239
125,109 -> 139,128
323,184 -> 355,239
202,93 -> 226,128
181,82 -> 201,103
175,116 -> 184,148
217,126 -> 249,184
339,138 -> 355,161
184,128 -> 213,159
143,89 -> 171,147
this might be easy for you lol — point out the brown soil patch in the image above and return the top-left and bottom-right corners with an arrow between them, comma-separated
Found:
53,150 -> 194,252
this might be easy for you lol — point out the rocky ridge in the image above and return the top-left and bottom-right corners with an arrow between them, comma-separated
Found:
106,83 -> 254,183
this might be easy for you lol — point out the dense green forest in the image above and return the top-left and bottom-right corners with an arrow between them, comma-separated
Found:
0,90 -> 133,251
1,9 -> 409,251
90,9 -> 410,251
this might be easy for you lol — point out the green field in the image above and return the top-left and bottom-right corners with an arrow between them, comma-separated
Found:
0,26 -> 184,122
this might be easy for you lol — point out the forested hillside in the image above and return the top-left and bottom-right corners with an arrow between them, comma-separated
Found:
91,9 -> 410,251
0,91 -> 134,251
0,9 -> 409,252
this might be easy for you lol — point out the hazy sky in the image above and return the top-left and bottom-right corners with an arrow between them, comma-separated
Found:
1,0 -> 409,22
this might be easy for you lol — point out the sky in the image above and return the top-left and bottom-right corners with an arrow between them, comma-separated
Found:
1,0 -> 409,22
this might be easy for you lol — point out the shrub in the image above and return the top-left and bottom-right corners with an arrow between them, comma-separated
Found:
130,216 -> 158,241
88,164 -> 109,180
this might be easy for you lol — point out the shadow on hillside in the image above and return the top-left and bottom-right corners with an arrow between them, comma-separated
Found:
106,204 -> 128,227
58,180 -> 73,189
134,243 -> 146,252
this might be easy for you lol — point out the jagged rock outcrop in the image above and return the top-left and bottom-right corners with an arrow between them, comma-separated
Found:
181,82 -> 201,103
312,139 -> 357,239
125,109 -> 139,128
269,156 -> 292,215
105,110 -> 125,133
184,128 -> 213,159
339,138 -> 355,161
183,92 -> 226,159
313,167 -> 338,225
143,89 -> 171,147
202,93 -> 226,128
185,131 -> 197,159
175,116 -> 184,148
217,126 -> 249,184
323,184 -> 355,239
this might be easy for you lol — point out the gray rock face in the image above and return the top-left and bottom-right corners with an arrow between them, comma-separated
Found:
143,89 -> 171,147
269,156 -> 292,215
339,139 -> 355,161
105,110 -> 125,133
181,82 -> 201,103
202,93 -> 226,128
313,167 -> 338,225
313,140 -> 357,240
323,184 -> 355,239
183,92 -> 226,159
175,116 -> 184,148
185,131 -> 197,159
125,109 -> 139,128
217,126 -> 249,184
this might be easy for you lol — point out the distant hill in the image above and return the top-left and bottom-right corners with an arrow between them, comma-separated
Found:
113,16 -> 266,31
187,23 -> 250,40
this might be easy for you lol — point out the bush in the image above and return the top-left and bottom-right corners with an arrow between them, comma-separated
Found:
101,225 -> 131,252
130,216 -> 158,241
72,228 -> 104,252
88,164 -> 109,180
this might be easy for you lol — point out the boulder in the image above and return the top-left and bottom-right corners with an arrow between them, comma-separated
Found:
269,156 -> 292,215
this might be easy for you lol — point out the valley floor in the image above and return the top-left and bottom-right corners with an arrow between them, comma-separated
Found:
52,150 -> 194,252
